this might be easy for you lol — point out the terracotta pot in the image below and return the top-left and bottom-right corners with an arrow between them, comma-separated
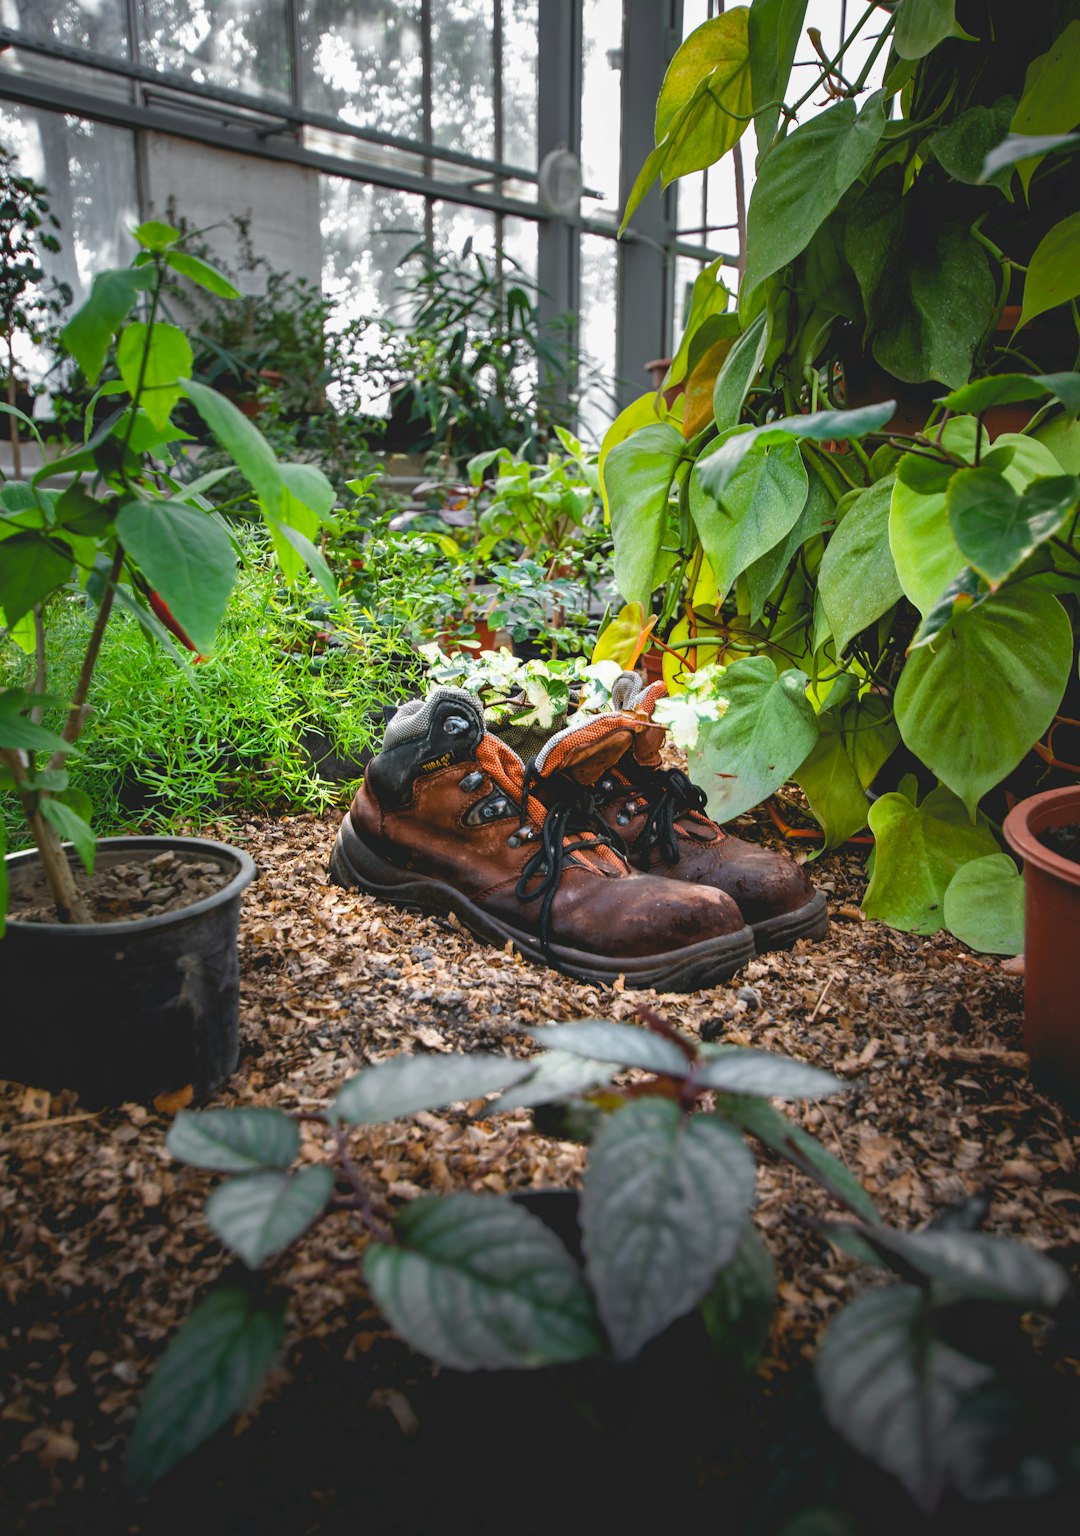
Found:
638,648 -> 665,685
644,357 -> 684,409
437,617 -> 504,655
1003,786 -> 1080,1103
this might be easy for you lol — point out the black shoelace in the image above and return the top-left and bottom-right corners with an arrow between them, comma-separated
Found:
514,763 -> 624,954
610,765 -> 708,870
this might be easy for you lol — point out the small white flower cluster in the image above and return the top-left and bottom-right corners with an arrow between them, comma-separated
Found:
650,663 -> 730,751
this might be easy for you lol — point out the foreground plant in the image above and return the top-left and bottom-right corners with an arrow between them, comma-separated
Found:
128,1010 -> 1076,1514
0,220 -> 340,928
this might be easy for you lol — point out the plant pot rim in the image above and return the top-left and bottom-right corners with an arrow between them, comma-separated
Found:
3,835 -> 257,937
1002,786 -> 1080,887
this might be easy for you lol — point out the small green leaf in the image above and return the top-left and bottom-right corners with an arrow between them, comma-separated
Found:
117,499 -> 236,656
936,371 -> 1080,416
0,708 -> 72,755
981,130 -> 1080,182
748,0 -> 808,162
0,533 -> 73,626
165,250 -> 241,299
863,789 -> 1003,933
133,220 -> 180,251
206,1167 -> 335,1268
696,1047 -> 844,1099
1018,211 -> 1080,330
853,1225 -> 1070,1309
581,1098 -> 755,1359
268,521 -> 337,602
59,267 -> 152,385
691,656 -> 820,823
116,322 -> 193,430
817,477 -> 901,655
605,423 -> 686,607
1010,20 -> 1080,195
527,1019 -> 692,1076
166,1108 -> 300,1172
366,1193 -> 602,1370
894,0 -> 975,60
690,432 -> 808,603
696,402 -> 895,504
127,1285 -> 286,1492
39,797 -> 95,875
946,469 -> 1078,586
713,310 -> 768,432
943,854 -> 1024,955
718,1095 -> 878,1221
333,1052 -> 534,1126
482,1049 -> 615,1114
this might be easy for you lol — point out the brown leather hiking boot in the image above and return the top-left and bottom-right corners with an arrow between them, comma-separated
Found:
328,687 -> 753,990
581,674 -> 828,951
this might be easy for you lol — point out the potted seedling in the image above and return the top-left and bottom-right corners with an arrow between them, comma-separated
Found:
0,218 -> 341,1105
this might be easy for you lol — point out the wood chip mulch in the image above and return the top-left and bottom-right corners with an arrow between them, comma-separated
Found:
1,807 -> 1078,1535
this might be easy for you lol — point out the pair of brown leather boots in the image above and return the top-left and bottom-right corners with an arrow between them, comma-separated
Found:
329,675 -> 827,991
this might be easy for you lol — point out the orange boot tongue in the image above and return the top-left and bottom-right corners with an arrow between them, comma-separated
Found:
532,710 -> 654,786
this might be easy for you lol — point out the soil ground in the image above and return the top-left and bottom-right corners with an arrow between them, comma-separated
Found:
1,805 -> 1078,1535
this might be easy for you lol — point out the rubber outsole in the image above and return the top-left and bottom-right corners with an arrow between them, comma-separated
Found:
328,814 -> 754,993
750,888 -> 830,952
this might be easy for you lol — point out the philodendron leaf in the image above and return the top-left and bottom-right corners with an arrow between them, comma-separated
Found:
937,370 -> 1080,417
943,854 -> 1024,955
981,131 -> 1080,183
796,693 -> 899,852
894,584 -> 1073,814
181,377 -> 283,514
697,402 -> 895,505
863,788 -> 1001,934
748,0 -> 808,161
581,1098 -> 755,1360
528,1019 -> 693,1077
206,1167 -> 335,1269
851,1226 -> 1070,1310
604,423 -> 686,607
946,469 -> 1079,586
365,1192 -> 602,1370
893,0 -> 974,59
116,499 -> 236,655
817,477 -> 901,655
698,1222 -> 776,1378
689,432 -> 808,602
696,1047 -> 844,1099
713,309 -> 768,432
718,1095 -> 878,1222
1010,19 -> 1080,196
817,1285 -> 992,1513
742,92 -> 888,300
690,656 -> 820,823
333,1052 -> 534,1126
167,1108 -> 300,1172
745,468 -> 835,624
127,1285 -> 286,1492
1018,210 -> 1080,330
483,1049 -> 615,1115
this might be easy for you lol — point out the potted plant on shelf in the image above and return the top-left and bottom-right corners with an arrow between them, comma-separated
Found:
0,218 -> 341,1105
602,0 -> 1080,947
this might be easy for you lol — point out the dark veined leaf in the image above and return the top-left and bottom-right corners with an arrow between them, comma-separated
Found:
482,1049 -> 615,1115
715,1093 -> 878,1221
165,249 -> 241,299
0,532 -> 73,626
748,0 -> 808,162
206,1167 -> 335,1269
943,854 -> 1024,956
817,1284 -> 992,1512
581,1098 -> 755,1360
850,1224 -> 1070,1309
60,267 -> 152,385
126,1285 -> 286,1492
698,1221 -> 777,1377
333,1052 -> 535,1126
116,499 -> 236,655
946,469 -> 1078,586
527,1019 -> 693,1077
365,1192 -> 602,1370
696,1047 -> 844,1099
166,1107 -> 300,1172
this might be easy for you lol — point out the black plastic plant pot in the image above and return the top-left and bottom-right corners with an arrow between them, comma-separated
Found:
0,836 -> 256,1107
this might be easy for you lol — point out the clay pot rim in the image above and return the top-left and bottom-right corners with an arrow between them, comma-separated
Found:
1003,786 -> 1080,888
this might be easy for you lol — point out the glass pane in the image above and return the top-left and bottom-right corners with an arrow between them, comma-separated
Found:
580,0 -> 622,220
0,103 -> 138,385
433,201 -> 496,263
1,0 -> 129,54
578,232 -> 618,446
299,0 -> 423,138
501,0 -> 538,171
430,0 -> 495,163
137,1 -> 291,101
501,214 -> 537,289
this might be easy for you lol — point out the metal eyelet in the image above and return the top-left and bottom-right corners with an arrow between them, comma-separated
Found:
616,811 -> 631,826
600,778 -> 614,793
460,771 -> 484,792
443,714 -> 471,736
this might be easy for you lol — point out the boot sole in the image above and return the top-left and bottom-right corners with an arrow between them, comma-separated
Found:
750,889 -> 829,952
328,815 -> 754,993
